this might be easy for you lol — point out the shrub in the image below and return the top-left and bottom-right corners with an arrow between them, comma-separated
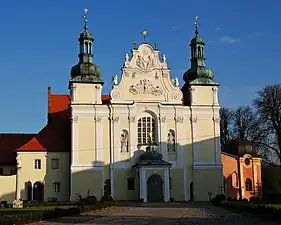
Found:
85,196 -> 97,205
249,196 -> 261,204
210,194 -> 226,205
0,201 -> 116,225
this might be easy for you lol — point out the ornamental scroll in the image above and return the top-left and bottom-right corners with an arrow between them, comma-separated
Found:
129,79 -> 163,96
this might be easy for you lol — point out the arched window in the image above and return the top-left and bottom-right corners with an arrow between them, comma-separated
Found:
232,172 -> 238,188
137,117 -> 155,145
245,178 -> 252,191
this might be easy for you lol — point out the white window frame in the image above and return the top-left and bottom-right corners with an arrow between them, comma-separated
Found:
137,117 -> 156,145
53,182 -> 60,193
34,159 -> 41,169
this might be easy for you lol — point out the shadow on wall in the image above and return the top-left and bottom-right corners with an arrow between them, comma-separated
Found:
69,136 -> 223,202
0,131 -> 223,203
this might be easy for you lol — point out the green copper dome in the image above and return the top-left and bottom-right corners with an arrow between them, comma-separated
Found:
69,18 -> 103,86
183,25 -> 219,86
183,65 -> 214,83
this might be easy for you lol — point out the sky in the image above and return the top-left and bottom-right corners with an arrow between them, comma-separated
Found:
0,0 -> 281,133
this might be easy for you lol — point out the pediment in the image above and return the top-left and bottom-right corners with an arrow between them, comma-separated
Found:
110,43 -> 183,104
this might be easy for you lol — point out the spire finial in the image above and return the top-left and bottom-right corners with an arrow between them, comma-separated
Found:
141,29 -> 148,43
82,8 -> 89,31
194,16 -> 199,37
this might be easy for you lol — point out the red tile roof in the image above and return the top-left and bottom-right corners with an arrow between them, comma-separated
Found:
0,86 -> 112,163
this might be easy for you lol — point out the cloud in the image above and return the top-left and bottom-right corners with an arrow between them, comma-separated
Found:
220,36 -> 240,44
214,27 -> 221,31
171,25 -> 181,30
247,32 -> 259,38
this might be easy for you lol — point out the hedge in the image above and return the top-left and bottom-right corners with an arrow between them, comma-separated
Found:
0,201 -> 115,225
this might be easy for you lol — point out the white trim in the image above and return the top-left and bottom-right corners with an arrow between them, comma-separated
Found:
240,161 -> 245,198
184,164 -> 188,201
191,117 -> 198,164
71,115 -> 78,165
95,117 -> 103,166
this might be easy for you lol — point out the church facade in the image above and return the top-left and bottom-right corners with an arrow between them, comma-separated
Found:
0,15 -> 223,203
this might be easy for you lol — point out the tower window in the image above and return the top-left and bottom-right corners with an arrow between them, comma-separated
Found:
137,117 -> 156,145
245,178 -> 252,191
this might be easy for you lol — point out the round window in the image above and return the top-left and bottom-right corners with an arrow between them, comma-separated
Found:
245,158 -> 251,166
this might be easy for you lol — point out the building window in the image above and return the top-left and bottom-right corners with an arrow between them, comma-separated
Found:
127,177 -> 135,190
34,159 -> 41,169
245,158 -> 251,166
0,168 -> 3,175
53,182 -> 60,193
137,117 -> 156,145
51,158 -> 59,169
245,178 -> 252,191
232,172 -> 238,188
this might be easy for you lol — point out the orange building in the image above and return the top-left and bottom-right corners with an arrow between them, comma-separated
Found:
221,139 -> 262,200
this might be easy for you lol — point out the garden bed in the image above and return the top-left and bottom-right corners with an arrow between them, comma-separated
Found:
211,196 -> 281,222
0,201 -> 115,225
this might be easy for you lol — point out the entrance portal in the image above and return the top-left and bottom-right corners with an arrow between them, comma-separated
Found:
147,174 -> 163,202
33,181 -> 44,201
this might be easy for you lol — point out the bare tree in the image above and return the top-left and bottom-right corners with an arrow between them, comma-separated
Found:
220,107 -> 233,150
220,106 -> 266,152
253,84 -> 281,166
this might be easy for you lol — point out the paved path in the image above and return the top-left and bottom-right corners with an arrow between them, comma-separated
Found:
75,203 -> 280,225
29,203 -> 281,225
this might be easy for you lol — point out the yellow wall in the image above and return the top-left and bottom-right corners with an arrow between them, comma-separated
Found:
114,168 -> 137,201
196,119 -> 215,163
170,168 -> 184,201
193,167 -> 223,201
193,86 -> 215,106
71,169 -> 103,201
78,117 -> 96,165
0,175 -> 16,202
18,151 -> 69,202
74,83 -> 102,104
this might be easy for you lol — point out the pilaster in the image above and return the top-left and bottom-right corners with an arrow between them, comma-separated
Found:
175,116 -> 184,165
129,116 -> 137,158
213,117 -> 221,164
112,116 -> 120,162
164,167 -> 170,202
191,116 -> 198,164
212,87 -> 219,106
159,116 -> 167,159
71,115 -> 79,165
95,116 -> 103,166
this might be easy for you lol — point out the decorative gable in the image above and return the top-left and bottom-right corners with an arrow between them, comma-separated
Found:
110,43 -> 182,104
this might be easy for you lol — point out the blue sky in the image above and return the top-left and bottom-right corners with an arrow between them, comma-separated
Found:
0,0 -> 281,133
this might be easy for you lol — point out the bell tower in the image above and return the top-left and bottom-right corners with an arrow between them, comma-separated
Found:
69,8 -> 104,104
182,16 -> 219,106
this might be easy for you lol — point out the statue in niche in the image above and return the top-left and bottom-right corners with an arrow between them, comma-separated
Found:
167,129 -> 176,152
112,75 -> 118,86
120,129 -> 129,153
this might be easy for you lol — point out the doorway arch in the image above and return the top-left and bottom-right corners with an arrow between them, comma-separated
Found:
33,181 -> 44,201
147,174 -> 163,202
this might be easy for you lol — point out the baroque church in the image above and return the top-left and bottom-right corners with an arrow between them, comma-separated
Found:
0,12 -> 224,204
